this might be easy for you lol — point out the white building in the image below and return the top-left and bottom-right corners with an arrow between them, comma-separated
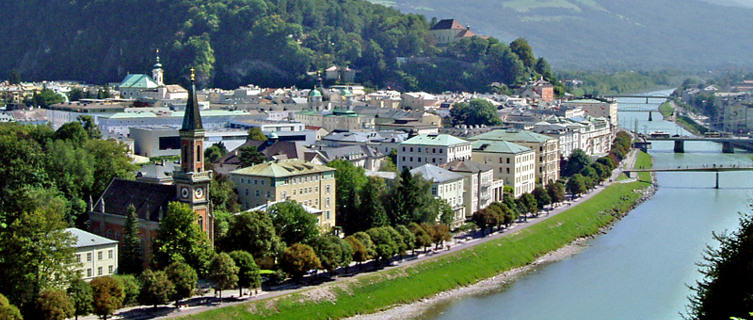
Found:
67,228 -> 118,281
471,140 -> 536,198
410,164 -> 465,226
398,134 -> 472,171
440,160 -> 501,218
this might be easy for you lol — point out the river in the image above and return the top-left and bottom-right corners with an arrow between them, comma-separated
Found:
418,90 -> 753,319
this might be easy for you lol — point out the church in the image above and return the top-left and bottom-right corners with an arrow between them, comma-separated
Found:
89,69 -> 213,264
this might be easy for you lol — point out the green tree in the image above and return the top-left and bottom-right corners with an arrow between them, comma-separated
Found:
327,160 -> 367,234
597,157 -> 615,171
83,138 -> 135,200
238,145 -> 267,167
0,293 -> 23,320
435,198 -> 455,226
547,181 -> 566,205
353,231 -> 376,261
389,168 -> 433,225
450,99 -> 502,126
532,186 -> 551,211
68,88 -> 85,101
395,224 -> 416,254
166,261 -> 198,305
270,201 -> 320,246
427,223 -> 452,249
138,269 -> 174,308
209,174 -> 240,212
358,176 -> 389,232
311,235 -> 352,276
90,276 -> 125,320
567,174 -> 587,197
520,193 -> 538,216
591,162 -> 610,182
510,38 -> 536,69
579,166 -> 598,189
209,253 -> 239,302
31,89 -> 64,107
151,202 -> 215,276
472,209 -> 493,235
228,251 -> 260,297
564,149 -> 591,177
77,115 -> 102,140
247,127 -> 268,141
366,227 -> 399,263
409,222 -> 432,252
113,275 -> 140,306
35,289 -> 73,320
68,279 -> 93,320
119,204 -> 142,275
280,243 -> 320,280
213,210 -> 232,246
344,235 -> 369,265
54,121 -> 89,145
223,210 -> 282,266
204,143 -> 227,166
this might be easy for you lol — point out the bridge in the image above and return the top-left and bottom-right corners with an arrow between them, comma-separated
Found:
604,95 -> 671,104
623,166 -> 753,188
639,136 -> 753,153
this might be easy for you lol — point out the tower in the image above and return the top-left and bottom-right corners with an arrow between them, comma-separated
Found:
173,68 -> 213,242
152,49 -> 164,86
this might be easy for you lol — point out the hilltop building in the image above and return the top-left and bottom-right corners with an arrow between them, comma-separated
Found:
430,19 -> 478,45
118,50 -> 188,101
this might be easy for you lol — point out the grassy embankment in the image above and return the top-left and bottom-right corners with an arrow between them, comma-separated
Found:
661,100 -> 708,135
186,152 -> 654,320
658,101 -> 674,118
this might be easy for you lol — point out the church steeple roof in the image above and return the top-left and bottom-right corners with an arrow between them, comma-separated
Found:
181,68 -> 203,131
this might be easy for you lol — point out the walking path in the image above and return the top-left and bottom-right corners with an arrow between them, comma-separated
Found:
87,150 -> 641,320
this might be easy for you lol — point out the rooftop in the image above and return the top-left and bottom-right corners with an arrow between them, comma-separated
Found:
230,159 -> 335,178
401,133 -> 468,146
66,228 -> 118,248
119,74 -> 159,89
472,140 -> 532,154
410,164 -> 463,183
469,129 -> 555,143
440,159 -> 493,173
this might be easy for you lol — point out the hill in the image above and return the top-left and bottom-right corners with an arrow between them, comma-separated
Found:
0,0 -> 554,92
380,0 -> 753,70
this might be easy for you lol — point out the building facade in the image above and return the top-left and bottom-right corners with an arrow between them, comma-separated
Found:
67,228 -> 118,281
440,160 -> 498,218
230,159 -> 336,230
471,140 -> 536,198
397,134 -> 472,171
410,164 -> 466,227
469,129 -> 559,186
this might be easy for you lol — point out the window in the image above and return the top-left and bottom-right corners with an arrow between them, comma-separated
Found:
98,251 -> 102,260
255,190 -> 260,197
417,157 -> 421,162
507,168 -> 510,174
326,185 -> 331,193
326,211 -> 330,219
418,147 -> 421,152
76,254 -> 81,262
440,149 -> 443,153
410,147 -> 413,152
108,250 -> 113,259
433,148 -> 436,153
87,269 -> 92,277
254,179 -> 258,185
507,158 -> 510,164
326,198 -> 331,208
108,265 -> 113,274
98,267 -> 102,276
197,145 -> 202,162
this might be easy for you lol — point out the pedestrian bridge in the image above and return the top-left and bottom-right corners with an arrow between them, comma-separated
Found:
640,136 -> 753,153
623,166 -> 753,188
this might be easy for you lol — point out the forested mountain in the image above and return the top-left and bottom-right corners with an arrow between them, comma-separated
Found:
380,0 -> 753,71
0,0 -> 554,92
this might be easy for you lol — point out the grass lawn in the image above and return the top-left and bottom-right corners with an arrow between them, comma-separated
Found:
184,154 -> 653,320
676,115 -> 708,135
658,101 -> 674,118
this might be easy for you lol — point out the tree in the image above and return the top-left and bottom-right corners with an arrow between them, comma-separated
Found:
151,202 -> 214,276
597,157 -> 615,171
428,223 -> 452,249
138,269 -> 174,308
270,201 -> 319,246
520,193 -> 538,216
564,149 -> 591,177
567,174 -> 587,197
83,139 -> 135,202
687,213 -> 753,319
532,186 -> 551,211
55,121 -> 89,145
90,276 -> 125,320
68,279 -> 93,320
327,160 -> 368,234
591,162 -> 611,182
389,168 -> 433,225
209,174 -> 240,213
204,142 -> 227,166
435,198 -> 455,226
209,253 -> 239,302
247,127 -> 268,141
77,115 -> 102,140
113,275 -> 140,306
353,231 -> 376,261
68,88 -> 85,101
357,176 -> 389,232
311,235 -> 352,276
547,181 -> 566,205
31,89 -> 64,107
344,236 -> 369,265
238,145 -> 267,168
395,225 -> 416,255
228,251 -> 260,297
223,210 -> 282,265
366,227 -> 399,263
409,222 -> 432,252
119,204 -> 142,275
510,38 -> 535,69
280,243 -> 320,280
579,166 -> 598,189
450,98 -> 502,126
35,289 -> 73,320
0,294 -> 22,320
166,261 -> 198,305
472,209 -> 496,235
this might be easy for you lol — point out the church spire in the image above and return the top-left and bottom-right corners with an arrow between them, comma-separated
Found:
181,68 -> 203,131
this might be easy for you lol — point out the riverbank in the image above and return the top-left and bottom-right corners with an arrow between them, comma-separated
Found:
661,99 -> 709,135
183,152 -> 655,320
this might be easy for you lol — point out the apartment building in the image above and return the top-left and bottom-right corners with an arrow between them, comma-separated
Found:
397,134 -> 472,171
67,228 -> 118,281
471,140 -> 536,198
469,129 -> 559,186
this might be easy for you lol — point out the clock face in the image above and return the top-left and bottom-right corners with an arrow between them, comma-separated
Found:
194,187 -> 204,199
180,187 -> 190,199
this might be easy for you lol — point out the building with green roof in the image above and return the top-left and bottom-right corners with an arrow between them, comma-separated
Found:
118,74 -> 159,99
469,129 -> 560,186
471,139 -> 536,198
229,159 -> 336,230
397,133 -> 472,171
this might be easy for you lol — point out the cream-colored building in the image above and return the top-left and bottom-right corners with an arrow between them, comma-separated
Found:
440,160 -> 501,218
67,228 -> 118,281
410,164 -> 466,227
229,159 -> 336,230
471,140 -> 536,198
469,129 -> 559,186
563,99 -> 619,128
294,109 -> 373,132
398,134 -> 472,171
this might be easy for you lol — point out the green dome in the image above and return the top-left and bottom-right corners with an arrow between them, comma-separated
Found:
267,132 -> 279,139
309,89 -> 322,97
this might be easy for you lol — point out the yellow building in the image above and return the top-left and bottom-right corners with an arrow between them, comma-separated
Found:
67,228 -> 119,281
230,159 -> 336,230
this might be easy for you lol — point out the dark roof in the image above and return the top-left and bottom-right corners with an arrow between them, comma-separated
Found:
95,179 -> 176,222
181,78 -> 203,131
215,140 -> 318,167
431,19 -> 466,30
440,160 -> 492,173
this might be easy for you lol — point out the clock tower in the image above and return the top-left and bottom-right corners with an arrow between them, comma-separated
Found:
173,68 -> 214,243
